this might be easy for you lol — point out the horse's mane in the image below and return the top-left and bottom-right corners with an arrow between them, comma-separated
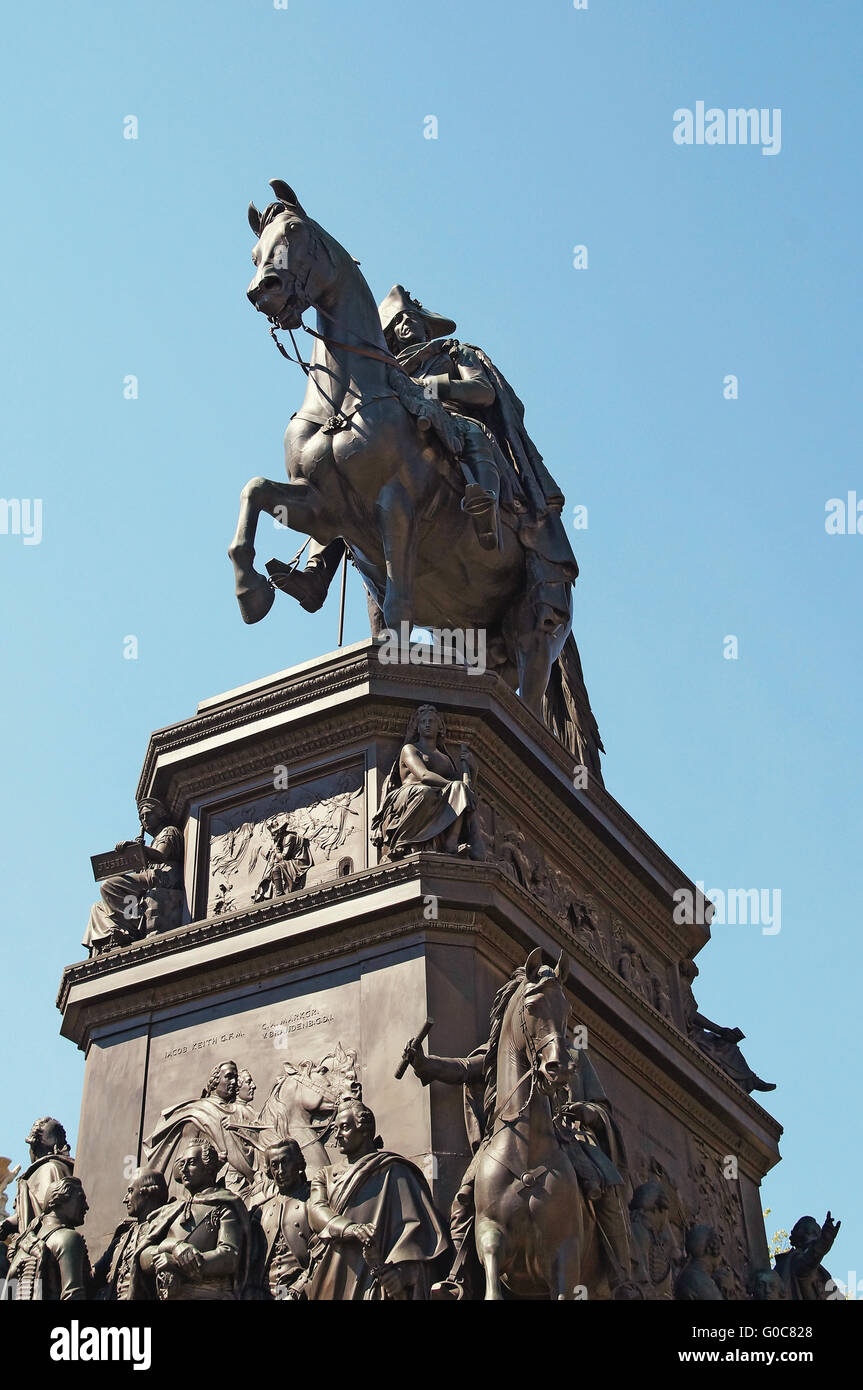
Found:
482,967 -> 526,1123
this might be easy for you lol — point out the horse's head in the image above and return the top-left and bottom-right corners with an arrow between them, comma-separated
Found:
519,947 -> 572,1094
275,1042 -> 359,1118
246,179 -> 332,329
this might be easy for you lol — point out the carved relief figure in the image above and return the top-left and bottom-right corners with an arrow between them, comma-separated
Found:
305,1093 -> 448,1300
617,940 -> 650,992
494,827 -> 534,891
675,1224 -> 725,1300
92,1170 -> 169,1301
629,1180 -> 679,1299
236,1069 -> 257,1113
372,705 -> 479,859
773,1213 -> 840,1300
3,1176 -> 90,1301
144,1060 -> 258,1196
83,797 -> 184,954
687,1141 -> 748,1296
252,816 -> 312,901
247,1140 -> 311,1300
568,898 -> 611,965
207,769 -> 363,915
751,1268 -> 790,1300
138,1139 -> 250,1300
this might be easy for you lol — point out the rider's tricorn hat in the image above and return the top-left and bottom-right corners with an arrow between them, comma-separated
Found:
378,285 -> 456,341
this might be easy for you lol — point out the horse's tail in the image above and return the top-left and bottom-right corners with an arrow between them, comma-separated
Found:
542,633 -> 605,786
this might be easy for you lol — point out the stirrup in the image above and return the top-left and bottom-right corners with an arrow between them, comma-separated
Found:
430,1277 -> 467,1301
461,488 -> 499,550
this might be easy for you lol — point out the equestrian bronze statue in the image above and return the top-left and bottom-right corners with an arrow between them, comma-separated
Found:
229,180 -> 603,778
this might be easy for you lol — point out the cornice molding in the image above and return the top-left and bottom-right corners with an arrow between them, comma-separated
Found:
58,853 -> 781,1166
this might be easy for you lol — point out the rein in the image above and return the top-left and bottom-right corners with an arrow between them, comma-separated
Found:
268,322 -> 400,433
268,321 -> 406,377
486,987 -> 564,1132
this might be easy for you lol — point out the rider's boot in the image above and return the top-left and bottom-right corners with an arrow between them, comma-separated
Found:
267,538 -> 345,612
459,428 -> 500,551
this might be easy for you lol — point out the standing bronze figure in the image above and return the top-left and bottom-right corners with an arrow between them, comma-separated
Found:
304,1093 -> 448,1300
2,1177 -> 90,1301
773,1213 -> 841,1300
247,1140 -> 311,1300
92,1170 -> 169,1301
138,1139 -> 250,1300
0,1117 -> 74,1245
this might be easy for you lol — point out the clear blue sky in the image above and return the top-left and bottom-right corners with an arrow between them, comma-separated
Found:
1,1 -> 859,1276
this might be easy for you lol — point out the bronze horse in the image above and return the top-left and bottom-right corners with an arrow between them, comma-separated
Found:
251,1045 -> 359,1174
474,949 -> 588,1299
229,181 -> 603,773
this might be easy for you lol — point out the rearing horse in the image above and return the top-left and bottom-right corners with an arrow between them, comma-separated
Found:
228,180 -> 603,765
474,948 -> 586,1299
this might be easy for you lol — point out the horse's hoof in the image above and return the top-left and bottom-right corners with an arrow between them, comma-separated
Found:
236,574 -> 276,624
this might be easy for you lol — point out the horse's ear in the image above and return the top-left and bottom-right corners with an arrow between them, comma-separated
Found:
554,949 -> 570,982
524,947 -> 543,982
248,201 -> 262,236
269,178 -> 304,212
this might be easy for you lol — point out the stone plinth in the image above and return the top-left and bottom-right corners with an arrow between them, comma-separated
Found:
58,640 -> 782,1288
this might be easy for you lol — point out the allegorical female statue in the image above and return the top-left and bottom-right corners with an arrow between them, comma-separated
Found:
83,797 -> 184,954
371,705 -> 478,859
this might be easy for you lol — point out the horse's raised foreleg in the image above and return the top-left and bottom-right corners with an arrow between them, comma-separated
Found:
375,479 -> 416,631
475,1217 -> 506,1302
229,476 -> 324,625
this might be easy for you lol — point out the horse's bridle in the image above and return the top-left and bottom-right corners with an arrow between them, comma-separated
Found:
488,991 -> 568,1130
268,322 -> 401,434
269,319 -> 407,376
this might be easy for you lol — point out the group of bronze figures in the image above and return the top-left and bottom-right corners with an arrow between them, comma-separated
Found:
1,956 -> 839,1301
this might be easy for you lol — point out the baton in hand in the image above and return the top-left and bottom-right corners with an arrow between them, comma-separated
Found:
395,1015 -> 434,1080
